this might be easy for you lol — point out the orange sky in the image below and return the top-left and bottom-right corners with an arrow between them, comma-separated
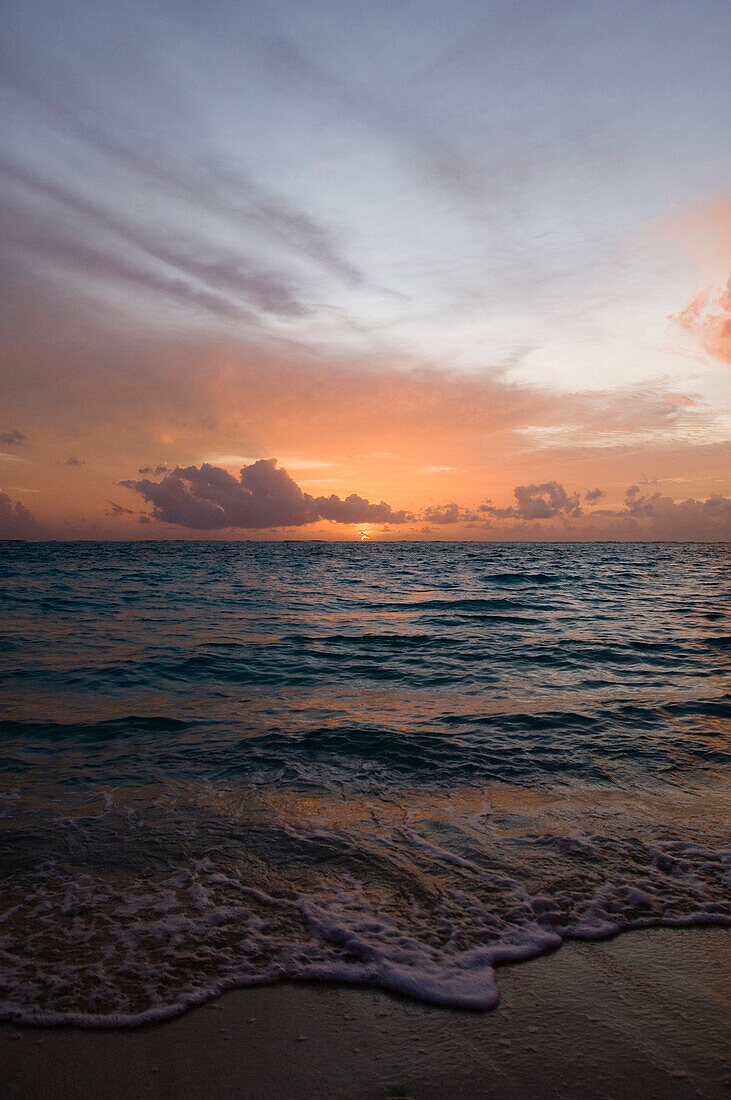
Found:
1,3 -> 730,541
2,260 -> 730,540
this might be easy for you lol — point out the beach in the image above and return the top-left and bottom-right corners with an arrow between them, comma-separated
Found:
2,927 -> 729,1099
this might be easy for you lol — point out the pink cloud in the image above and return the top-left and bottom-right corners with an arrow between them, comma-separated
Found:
670,278 -> 731,367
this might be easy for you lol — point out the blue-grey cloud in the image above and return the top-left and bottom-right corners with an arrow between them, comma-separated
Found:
0,54 -> 366,296
0,160 -> 310,319
0,209 -> 257,324
121,459 -> 411,529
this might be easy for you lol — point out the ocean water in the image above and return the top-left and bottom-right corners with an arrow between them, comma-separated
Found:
0,541 -> 729,1025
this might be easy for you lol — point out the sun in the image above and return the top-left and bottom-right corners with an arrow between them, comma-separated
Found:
358,530 -> 371,541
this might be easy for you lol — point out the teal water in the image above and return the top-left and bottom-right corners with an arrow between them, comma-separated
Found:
0,542 -> 729,1023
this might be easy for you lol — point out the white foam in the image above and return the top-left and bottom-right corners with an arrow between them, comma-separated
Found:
1,778 -> 729,1029
0,830 -> 728,1027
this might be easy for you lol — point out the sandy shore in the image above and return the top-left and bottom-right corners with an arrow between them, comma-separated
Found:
2,927 -> 729,1099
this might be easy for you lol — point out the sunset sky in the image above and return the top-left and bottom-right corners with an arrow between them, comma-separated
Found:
2,0 -> 730,540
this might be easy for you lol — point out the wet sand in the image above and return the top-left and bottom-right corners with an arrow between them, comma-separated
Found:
2,927 -> 729,1099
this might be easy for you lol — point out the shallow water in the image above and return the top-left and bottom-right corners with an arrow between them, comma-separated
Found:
0,541 -> 729,1023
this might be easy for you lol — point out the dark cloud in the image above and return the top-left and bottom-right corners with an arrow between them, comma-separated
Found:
107,501 -> 135,516
456,482 -> 731,540
0,491 -> 37,538
65,455 -> 85,466
0,430 -> 28,446
422,502 -> 480,524
481,481 -> 582,520
122,459 -> 411,530
624,484 -> 645,512
138,464 -> 169,475
612,485 -> 731,539
585,486 -> 605,503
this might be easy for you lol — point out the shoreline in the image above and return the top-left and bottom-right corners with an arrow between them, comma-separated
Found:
2,926 -> 729,1099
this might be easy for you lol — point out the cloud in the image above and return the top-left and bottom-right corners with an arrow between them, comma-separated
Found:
670,278 -> 731,366
0,491 -> 37,538
0,158 -> 311,320
0,76 -> 366,292
138,464 -> 169,475
481,481 -> 582,520
65,455 -> 85,466
585,487 -> 606,503
3,220 -> 256,324
611,484 -> 731,538
0,430 -> 28,446
107,501 -> 135,516
422,502 -> 480,524
122,459 -> 411,530
469,482 -> 731,541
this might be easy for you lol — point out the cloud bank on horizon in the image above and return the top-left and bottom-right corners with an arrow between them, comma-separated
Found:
121,459 -> 411,529
120,464 -> 731,540
112,461 -> 731,542
4,458 -> 731,540
1,0 -> 730,540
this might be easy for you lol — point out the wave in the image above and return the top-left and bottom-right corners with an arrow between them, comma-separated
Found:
0,803 -> 727,1026
1,541 -> 729,1026
2,697 -> 729,789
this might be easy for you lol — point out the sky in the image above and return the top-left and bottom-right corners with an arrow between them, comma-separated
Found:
1,0 -> 730,540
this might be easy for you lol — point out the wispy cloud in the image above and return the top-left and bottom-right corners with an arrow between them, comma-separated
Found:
0,159 -> 312,320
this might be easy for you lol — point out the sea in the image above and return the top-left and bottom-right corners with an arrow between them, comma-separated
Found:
0,541 -> 729,1025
